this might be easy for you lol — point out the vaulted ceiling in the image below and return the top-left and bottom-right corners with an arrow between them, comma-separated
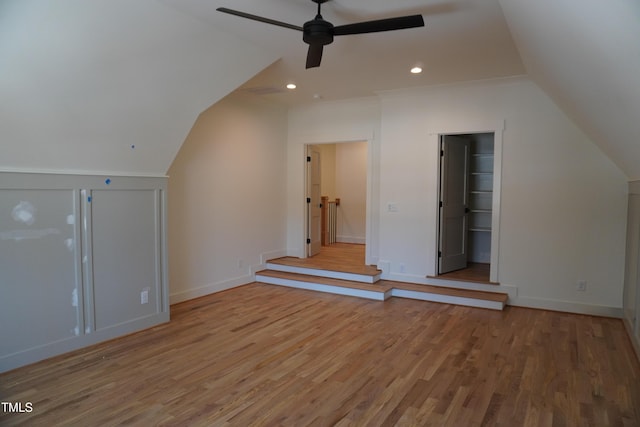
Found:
1,0 -> 639,178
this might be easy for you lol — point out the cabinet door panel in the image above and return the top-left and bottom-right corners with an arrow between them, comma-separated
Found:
0,189 -> 79,354
91,190 -> 160,331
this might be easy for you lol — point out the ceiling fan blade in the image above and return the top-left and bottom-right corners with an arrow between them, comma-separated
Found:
306,44 -> 324,69
216,7 -> 303,31
333,14 -> 424,36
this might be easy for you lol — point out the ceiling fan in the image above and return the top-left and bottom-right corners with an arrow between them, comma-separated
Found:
217,0 -> 425,69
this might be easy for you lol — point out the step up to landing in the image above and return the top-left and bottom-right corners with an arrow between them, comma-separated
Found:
255,269 -> 508,311
256,269 -> 391,301
265,259 -> 381,284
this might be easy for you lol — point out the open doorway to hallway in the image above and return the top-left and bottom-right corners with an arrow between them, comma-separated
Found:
306,141 -> 368,262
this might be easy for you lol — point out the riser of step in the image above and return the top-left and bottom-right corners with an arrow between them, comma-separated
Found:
389,288 -> 504,311
257,274 -> 389,301
265,262 -> 381,284
255,271 -> 507,311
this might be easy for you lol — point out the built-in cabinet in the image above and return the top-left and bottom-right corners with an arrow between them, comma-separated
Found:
0,172 -> 169,372
468,134 -> 494,264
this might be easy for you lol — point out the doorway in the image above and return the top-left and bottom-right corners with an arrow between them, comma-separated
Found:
305,142 -> 368,259
437,132 -> 495,282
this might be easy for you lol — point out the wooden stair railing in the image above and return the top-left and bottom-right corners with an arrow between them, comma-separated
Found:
321,196 -> 340,246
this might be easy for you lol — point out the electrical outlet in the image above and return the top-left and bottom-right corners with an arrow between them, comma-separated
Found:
576,280 -> 587,292
141,289 -> 149,304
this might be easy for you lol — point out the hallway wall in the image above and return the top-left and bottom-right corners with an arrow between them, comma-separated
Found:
335,141 -> 368,244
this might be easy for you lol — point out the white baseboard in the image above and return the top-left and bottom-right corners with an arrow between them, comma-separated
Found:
170,274 -> 252,305
286,247 -> 304,258
509,295 -> 623,318
379,269 -> 621,318
170,249 -> 288,305
337,236 -> 366,244
381,270 -> 427,283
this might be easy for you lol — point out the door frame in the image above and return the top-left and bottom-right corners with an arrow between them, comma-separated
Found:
303,139 -> 375,264
432,121 -> 504,283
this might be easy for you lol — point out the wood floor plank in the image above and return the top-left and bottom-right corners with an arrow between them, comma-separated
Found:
1,283 -> 639,426
269,243 -> 381,276
434,262 -> 496,284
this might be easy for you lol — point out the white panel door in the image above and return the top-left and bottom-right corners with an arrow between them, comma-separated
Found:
307,146 -> 322,257
439,135 -> 470,274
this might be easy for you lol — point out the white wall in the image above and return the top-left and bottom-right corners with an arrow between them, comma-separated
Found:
336,141 -> 368,244
318,144 -> 337,200
0,0 -> 277,176
288,77 -> 628,315
499,0 -> 640,180
287,97 -> 381,261
168,93 -> 288,303
377,77 -> 627,315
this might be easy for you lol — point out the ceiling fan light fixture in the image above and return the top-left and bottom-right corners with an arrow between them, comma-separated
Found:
216,2 -> 425,69
286,83 -> 297,89
410,66 -> 423,74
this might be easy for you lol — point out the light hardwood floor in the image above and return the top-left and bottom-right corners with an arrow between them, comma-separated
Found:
274,244 -> 492,285
1,283 -> 639,426
268,243 -> 380,276
436,262 -> 493,284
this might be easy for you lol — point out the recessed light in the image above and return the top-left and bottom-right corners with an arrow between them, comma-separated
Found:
410,66 -> 423,74
286,83 -> 297,90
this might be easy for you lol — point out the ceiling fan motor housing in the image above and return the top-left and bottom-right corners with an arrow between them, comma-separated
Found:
303,18 -> 334,46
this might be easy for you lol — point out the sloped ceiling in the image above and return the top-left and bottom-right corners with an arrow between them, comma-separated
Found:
499,0 -> 640,180
1,0 -> 638,179
0,0 -> 278,175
